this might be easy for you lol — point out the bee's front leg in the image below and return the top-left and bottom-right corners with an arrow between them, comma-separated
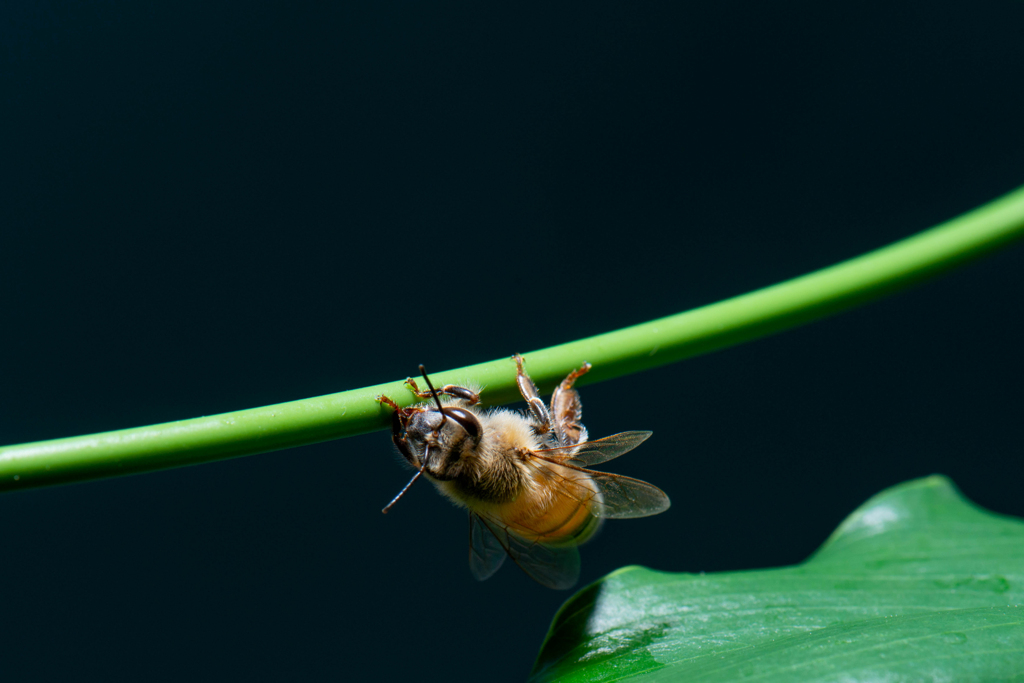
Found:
404,378 -> 480,405
377,394 -> 420,467
376,394 -> 403,413
513,354 -> 552,435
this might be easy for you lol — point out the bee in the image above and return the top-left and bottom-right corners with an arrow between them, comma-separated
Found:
376,354 -> 670,589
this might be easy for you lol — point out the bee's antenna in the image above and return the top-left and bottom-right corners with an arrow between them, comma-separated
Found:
382,457 -> 428,514
419,364 -> 447,429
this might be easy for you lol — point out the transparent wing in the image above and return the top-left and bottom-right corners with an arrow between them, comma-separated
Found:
584,470 -> 671,519
527,454 -> 671,520
468,513 -> 507,581
473,514 -> 581,590
533,431 -> 652,467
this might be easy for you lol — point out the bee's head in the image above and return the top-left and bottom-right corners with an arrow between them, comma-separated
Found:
405,403 -> 482,481
382,365 -> 485,514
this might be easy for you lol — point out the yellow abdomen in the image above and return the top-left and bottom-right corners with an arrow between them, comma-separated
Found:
504,465 -> 602,546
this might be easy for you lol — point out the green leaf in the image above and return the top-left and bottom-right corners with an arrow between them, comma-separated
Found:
530,476 -> 1024,682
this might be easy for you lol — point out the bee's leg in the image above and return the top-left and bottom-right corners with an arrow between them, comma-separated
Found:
377,394 -> 415,437
391,422 -> 418,467
377,395 -> 420,467
513,354 -> 552,435
376,394 -> 403,412
550,362 -> 591,447
405,378 -> 480,405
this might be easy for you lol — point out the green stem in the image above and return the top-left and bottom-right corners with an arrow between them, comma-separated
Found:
4,185 -> 1024,492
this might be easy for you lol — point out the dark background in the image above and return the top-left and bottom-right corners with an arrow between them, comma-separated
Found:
2,2 -> 1023,681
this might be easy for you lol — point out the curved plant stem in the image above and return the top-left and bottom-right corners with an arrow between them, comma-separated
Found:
4,184 -> 1024,492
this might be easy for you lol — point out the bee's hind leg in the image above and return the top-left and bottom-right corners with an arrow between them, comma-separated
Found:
550,362 -> 591,447
513,354 -> 552,436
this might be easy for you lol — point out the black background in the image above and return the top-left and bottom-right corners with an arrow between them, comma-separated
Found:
2,2 -> 1023,681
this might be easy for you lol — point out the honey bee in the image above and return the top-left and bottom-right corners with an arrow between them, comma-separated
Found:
376,354 -> 670,589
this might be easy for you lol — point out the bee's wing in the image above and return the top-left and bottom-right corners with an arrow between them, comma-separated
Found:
528,454 -> 671,520
468,513 -> 507,581
582,470 -> 671,519
472,513 -> 581,590
533,431 -> 652,467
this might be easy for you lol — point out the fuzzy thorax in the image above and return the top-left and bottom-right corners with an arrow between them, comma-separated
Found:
433,407 -> 540,506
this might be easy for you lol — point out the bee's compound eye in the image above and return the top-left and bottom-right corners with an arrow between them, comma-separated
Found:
443,407 -> 482,439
